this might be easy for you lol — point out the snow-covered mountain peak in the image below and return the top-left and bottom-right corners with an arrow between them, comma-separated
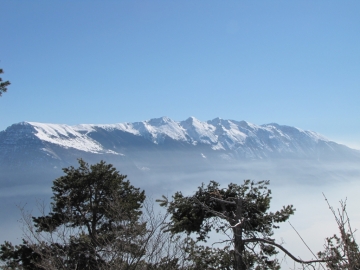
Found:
127,117 -> 186,144
1,117 -> 344,161
181,116 -> 208,128
180,117 -> 217,145
146,116 -> 173,126
183,116 -> 201,124
207,117 -> 223,126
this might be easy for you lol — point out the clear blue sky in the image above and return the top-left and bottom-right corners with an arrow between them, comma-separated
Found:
1,1 -> 359,148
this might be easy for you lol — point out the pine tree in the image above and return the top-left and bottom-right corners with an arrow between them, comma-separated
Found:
160,180 -> 326,269
0,68 -> 10,97
1,159 -> 146,269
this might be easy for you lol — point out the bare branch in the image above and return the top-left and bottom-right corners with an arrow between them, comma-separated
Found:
244,238 -> 330,264
288,221 -> 326,270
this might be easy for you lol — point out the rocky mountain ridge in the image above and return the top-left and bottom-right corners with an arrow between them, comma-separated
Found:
1,116 -> 344,155
1,116 -> 359,188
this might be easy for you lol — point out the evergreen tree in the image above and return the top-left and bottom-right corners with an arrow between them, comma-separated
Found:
1,159 -> 146,269
160,180 -> 325,269
0,68 -> 10,97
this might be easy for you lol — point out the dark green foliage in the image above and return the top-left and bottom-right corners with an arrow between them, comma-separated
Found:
0,240 -> 42,270
33,159 -> 145,233
0,68 -> 10,97
162,180 -> 295,269
184,238 -> 234,270
0,159 -> 146,269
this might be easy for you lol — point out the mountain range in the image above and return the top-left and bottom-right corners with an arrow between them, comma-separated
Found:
1,116 -> 359,186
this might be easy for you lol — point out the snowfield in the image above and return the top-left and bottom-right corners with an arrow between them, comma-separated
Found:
21,117 -> 331,156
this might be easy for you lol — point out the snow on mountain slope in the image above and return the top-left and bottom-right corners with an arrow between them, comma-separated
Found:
2,117 -> 339,159
29,122 -> 107,153
74,117 -> 188,144
131,117 -> 188,144
207,118 -> 250,150
180,117 -> 218,146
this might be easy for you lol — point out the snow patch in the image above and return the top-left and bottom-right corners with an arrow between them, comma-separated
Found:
29,122 -> 104,153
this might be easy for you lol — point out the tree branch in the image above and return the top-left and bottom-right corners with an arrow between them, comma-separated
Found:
244,238 -> 329,264
192,197 -> 231,222
210,197 -> 236,205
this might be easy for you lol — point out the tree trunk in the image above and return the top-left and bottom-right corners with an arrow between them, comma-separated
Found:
233,226 -> 247,270
233,198 -> 246,270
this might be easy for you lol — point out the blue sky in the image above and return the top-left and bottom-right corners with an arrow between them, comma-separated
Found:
1,1 -> 359,148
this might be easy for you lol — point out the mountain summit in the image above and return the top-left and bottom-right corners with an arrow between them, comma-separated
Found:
1,116 -> 359,184
0,116 -> 357,159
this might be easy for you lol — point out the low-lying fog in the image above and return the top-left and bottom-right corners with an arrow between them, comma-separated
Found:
1,159 -> 359,268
